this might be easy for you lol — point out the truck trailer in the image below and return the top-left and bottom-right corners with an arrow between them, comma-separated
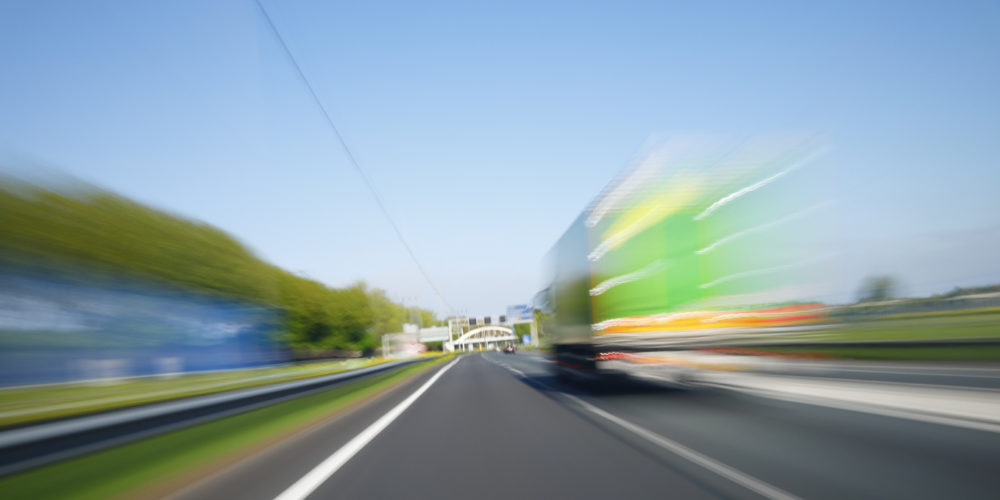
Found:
544,136 -> 834,383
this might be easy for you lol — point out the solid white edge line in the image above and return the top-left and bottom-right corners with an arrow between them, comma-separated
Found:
487,357 -> 799,500
273,358 -> 460,500
703,382 -> 1000,434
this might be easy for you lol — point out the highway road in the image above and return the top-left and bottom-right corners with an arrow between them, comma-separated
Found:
173,353 -> 1000,500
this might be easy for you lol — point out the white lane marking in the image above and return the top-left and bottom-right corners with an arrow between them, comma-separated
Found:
274,358 -> 460,500
701,382 -> 1000,434
493,362 -> 799,500
564,393 -> 800,500
484,354 -> 529,377
693,370 -> 1000,432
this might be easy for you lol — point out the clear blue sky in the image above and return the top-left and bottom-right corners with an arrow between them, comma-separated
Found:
2,0 -> 999,314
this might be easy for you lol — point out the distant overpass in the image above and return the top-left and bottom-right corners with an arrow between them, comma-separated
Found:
447,325 -> 517,351
382,310 -> 538,356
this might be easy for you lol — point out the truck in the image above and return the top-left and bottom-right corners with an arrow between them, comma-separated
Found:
543,136 -> 833,383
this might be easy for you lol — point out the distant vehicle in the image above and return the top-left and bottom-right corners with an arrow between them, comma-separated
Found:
502,345 -> 516,354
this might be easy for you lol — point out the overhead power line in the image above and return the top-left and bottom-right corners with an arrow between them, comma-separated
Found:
254,0 -> 454,313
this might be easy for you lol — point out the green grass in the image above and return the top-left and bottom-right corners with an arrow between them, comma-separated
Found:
711,309 -> 1000,361
873,306 -> 1000,321
764,345 -> 1000,361
781,310 -> 1000,343
0,355 -> 445,427
0,355 -> 452,500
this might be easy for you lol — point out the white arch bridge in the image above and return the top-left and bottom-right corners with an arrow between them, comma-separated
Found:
446,325 -> 517,352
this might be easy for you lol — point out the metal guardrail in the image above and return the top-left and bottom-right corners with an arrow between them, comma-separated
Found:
0,356 -> 436,477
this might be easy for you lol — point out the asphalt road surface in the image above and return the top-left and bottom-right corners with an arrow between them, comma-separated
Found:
174,353 -> 1000,500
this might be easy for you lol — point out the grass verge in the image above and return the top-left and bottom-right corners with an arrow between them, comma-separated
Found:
777,310 -> 1000,344
0,353 -> 443,427
0,355 -> 452,500
764,345 -> 1000,361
